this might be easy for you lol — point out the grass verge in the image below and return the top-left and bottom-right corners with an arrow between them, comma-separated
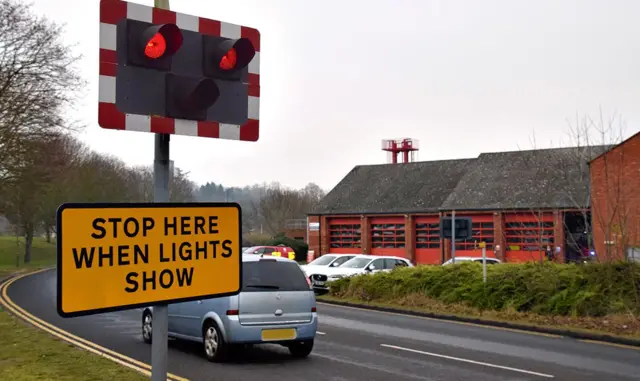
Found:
0,236 -> 57,278
0,309 -> 147,380
318,294 -> 640,340
325,262 -> 640,340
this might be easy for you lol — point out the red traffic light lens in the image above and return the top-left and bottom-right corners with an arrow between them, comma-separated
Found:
219,48 -> 237,70
145,33 -> 167,59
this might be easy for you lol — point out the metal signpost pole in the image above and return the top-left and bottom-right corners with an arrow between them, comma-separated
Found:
451,210 -> 456,264
481,244 -> 487,283
152,1 -> 171,380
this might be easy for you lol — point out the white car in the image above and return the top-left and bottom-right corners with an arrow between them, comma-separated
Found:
300,253 -> 359,278
442,256 -> 501,266
309,255 -> 413,292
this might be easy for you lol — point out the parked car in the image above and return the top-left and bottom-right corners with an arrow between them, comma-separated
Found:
141,255 -> 317,362
309,255 -> 413,292
441,256 -> 501,266
299,253 -> 360,278
243,245 -> 296,260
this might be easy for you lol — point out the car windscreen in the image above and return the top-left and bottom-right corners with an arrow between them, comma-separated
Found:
331,256 -> 353,266
308,255 -> 336,266
340,257 -> 371,268
242,260 -> 310,292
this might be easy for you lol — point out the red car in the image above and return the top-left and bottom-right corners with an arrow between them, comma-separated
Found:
243,245 -> 296,260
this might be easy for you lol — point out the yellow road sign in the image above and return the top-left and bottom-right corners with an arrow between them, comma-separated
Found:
56,202 -> 242,318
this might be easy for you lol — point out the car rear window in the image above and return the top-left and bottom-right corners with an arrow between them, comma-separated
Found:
242,260 -> 310,292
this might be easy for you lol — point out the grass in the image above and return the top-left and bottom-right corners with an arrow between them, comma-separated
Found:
318,294 -> 640,340
0,309 -> 147,380
325,261 -> 640,339
0,236 -> 57,278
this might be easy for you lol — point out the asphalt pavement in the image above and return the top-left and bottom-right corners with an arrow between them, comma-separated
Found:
5,269 -> 640,381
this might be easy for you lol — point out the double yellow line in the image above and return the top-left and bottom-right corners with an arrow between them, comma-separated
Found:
0,269 -> 189,381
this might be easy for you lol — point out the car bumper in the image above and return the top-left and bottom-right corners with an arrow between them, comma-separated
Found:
223,313 -> 318,344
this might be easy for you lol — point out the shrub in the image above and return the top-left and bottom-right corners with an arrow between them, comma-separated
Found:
328,262 -> 640,317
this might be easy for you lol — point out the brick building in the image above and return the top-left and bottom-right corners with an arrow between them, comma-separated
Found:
308,146 -> 611,265
590,132 -> 640,261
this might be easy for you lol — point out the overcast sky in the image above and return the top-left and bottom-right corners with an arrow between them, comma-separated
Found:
30,0 -> 640,190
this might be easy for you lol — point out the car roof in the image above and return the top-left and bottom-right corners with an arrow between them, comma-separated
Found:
348,255 -> 409,261
324,253 -> 361,257
241,254 -> 296,263
446,257 -> 500,261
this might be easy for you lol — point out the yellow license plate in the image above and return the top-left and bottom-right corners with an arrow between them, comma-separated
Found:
261,328 -> 297,341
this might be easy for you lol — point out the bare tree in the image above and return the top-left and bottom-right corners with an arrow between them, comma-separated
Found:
251,182 -> 325,235
0,0 -> 84,182
505,136 -> 559,264
0,133 -> 74,262
516,110 -> 628,263
562,111 -> 632,261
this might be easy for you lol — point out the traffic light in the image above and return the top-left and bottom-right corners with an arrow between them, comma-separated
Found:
440,217 -> 473,240
124,21 -> 183,69
114,18 -> 255,123
202,36 -> 256,80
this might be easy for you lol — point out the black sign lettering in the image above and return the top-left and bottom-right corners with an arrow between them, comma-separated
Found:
221,239 -> 232,258
123,217 -> 140,238
107,217 -> 122,237
142,217 -> 154,236
72,244 -> 150,269
73,247 -> 95,269
98,246 -> 114,267
125,272 -> 138,293
195,240 -> 207,259
164,216 -> 177,236
142,270 -> 156,291
91,218 -> 107,239
123,267 -> 194,293
180,216 -> 191,235
208,216 -> 219,234
194,216 -> 205,234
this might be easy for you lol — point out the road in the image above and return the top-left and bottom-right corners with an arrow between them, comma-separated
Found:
4,269 -> 640,381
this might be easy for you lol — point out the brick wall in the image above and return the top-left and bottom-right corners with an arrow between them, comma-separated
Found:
590,133 -> 640,261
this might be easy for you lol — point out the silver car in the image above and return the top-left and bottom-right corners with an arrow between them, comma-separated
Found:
141,254 -> 318,362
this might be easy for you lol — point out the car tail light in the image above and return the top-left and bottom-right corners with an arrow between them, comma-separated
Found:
311,307 -> 317,313
226,309 -> 239,316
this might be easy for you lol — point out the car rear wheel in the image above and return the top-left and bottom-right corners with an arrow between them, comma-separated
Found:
288,339 -> 314,358
203,321 -> 228,362
142,311 -> 152,344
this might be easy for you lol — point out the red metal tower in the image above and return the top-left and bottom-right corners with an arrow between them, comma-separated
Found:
381,138 -> 420,164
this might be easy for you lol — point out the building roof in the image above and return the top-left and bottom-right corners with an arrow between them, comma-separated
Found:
589,131 -> 639,163
312,158 -> 475,215
312,145 -> 609,215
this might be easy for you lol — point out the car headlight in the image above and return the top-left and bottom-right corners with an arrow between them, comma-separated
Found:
327,274 -> 344,281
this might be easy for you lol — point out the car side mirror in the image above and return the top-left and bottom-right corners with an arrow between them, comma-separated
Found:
368,265 -> 375,271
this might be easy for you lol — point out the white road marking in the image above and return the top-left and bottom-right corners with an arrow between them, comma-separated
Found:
317,331 -> 326,335
380,344 -> 554,378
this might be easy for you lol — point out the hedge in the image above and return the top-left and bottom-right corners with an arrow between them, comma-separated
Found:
328,262 -> 640,317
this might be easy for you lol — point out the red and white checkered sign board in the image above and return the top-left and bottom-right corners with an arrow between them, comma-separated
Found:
98,0 -> 261,142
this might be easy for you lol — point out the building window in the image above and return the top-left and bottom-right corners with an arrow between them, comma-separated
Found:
371,223 -> 406,248
455,222 -> 494,250
505,221 -> 554,251
415,222 -> 440,249
329,224 -> 362,248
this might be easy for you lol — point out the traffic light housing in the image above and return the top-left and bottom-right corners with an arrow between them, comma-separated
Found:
114,18 -> 255,123
202,36 -> 256,80
440,217 -> 473,240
